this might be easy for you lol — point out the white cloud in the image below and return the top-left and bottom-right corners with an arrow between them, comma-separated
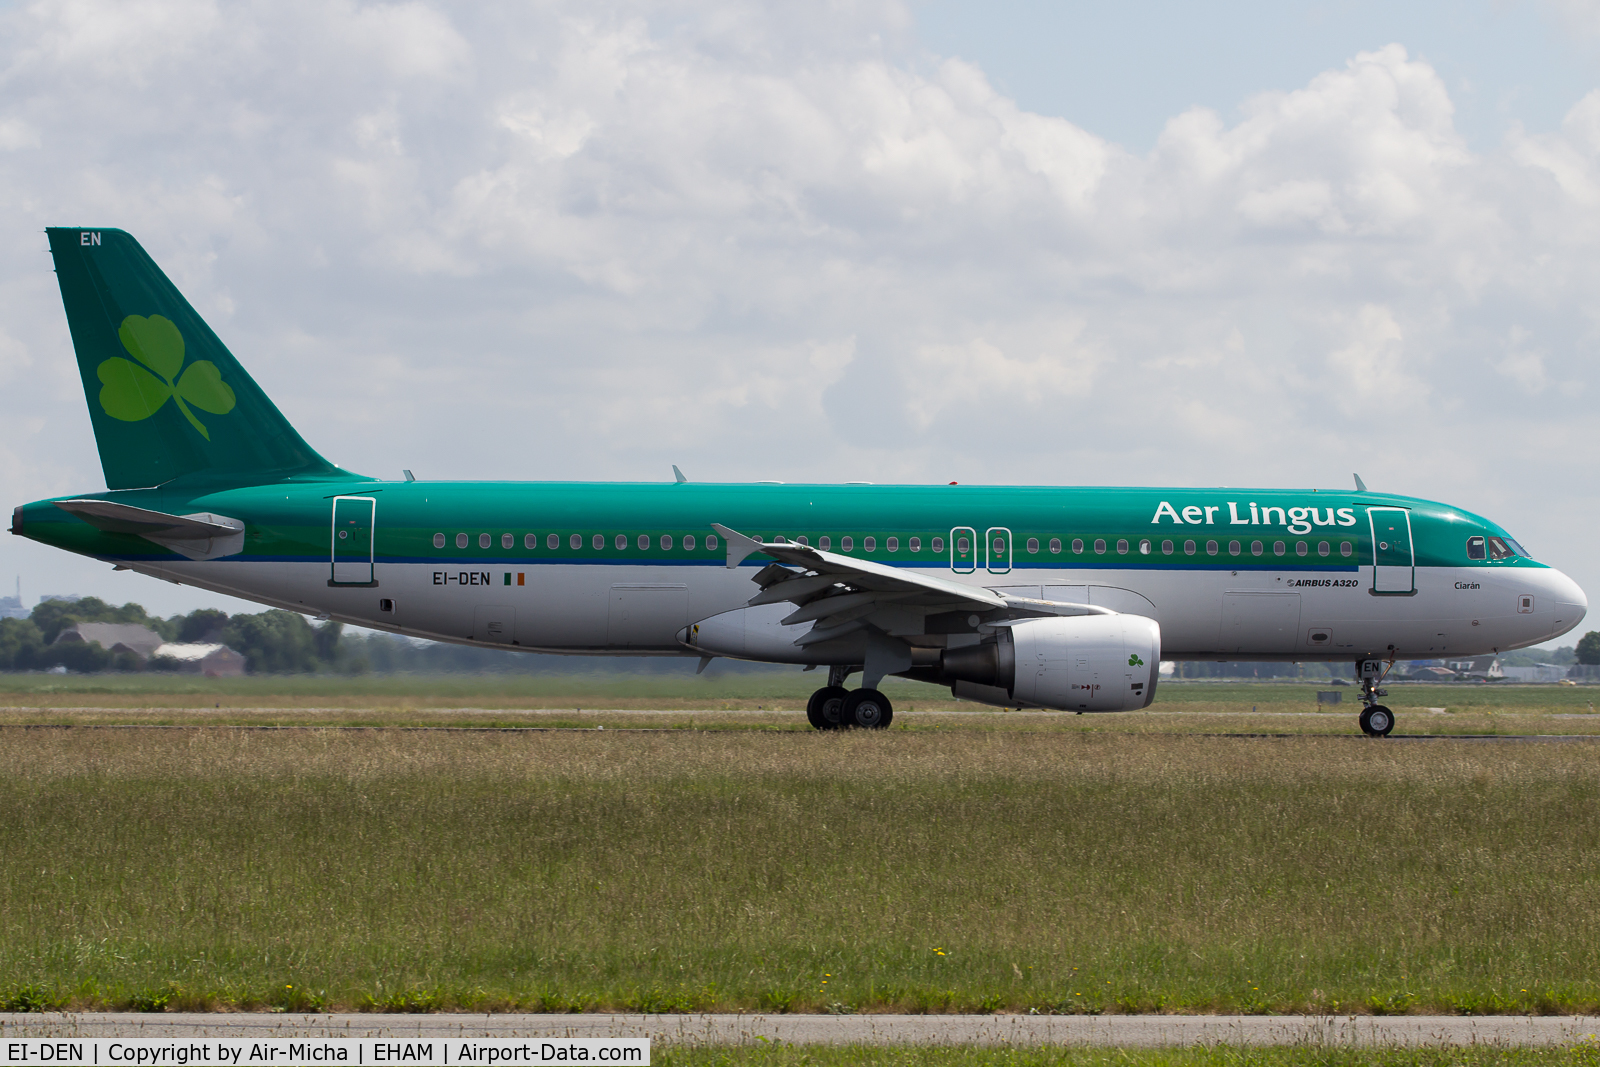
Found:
1,3 -> 1600,608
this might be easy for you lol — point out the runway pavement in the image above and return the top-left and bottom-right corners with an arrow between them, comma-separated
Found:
2,1013 -> 1598,1046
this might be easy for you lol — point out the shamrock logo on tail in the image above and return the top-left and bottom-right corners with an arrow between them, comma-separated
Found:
1128,654 -> 1144,667
97,315 -> 235,439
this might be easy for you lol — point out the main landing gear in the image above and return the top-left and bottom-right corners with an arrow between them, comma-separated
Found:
806,665 -> 894,730
1357,659 -> 1395,737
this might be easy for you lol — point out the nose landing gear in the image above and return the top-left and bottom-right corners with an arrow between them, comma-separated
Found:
806,665 -> 894,730
1357,658 -> 1395,737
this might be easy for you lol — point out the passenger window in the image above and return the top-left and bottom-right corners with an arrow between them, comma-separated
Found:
1049,538 -> 1062,553
1466,536 -> 1486,561
1027,538 -> 1039,553
707,534 -> 718,550
993,537 -> 1005,553
1093,539 -> 1106,554
570,533 -> 582,550
1139,539 -> 1151,555
1161,540 -> 1173,555
1251,540 -> 1263,556
1206,540 -> 1218,555
840,535 -> 854,552
479,533 -> 491,549
1274,541 -> 1285,556
932,537 -> 945,553
684,534 -> 696,550
1071,538 -> 1082,553
433,533 -> 445,549
1296,542 -> 1308,557
1318,542 -> 1330,557
887,536 -> 898,552
1185,540 -> 1196,555
910,537 -> 921,552
797,535 -> 810,546
661,534 -> 674,550
864,536 -> 876,552
591,534 -> 604,550
1340,542 -> 1353,557
547,533 -> 559,550
456,533 -> 468,549
955,537 -> 969,553
502,533 -> 514,550
524,534 -> 536,550
819,535 -> 832,550
638,534 -> 650,550
1228,540 -> 1241,556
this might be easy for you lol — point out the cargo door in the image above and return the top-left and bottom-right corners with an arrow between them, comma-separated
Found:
1368,507 -> 1415,595
1220,593 -> 1302,654
474,605 -> 515,644
330,496 -> 376,586
607,584 -> 690,649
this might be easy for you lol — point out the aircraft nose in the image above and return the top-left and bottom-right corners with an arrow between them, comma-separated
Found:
1543,568 -> 1587,640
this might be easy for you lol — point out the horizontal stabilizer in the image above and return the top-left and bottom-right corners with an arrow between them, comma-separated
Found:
55,499 -> 245,560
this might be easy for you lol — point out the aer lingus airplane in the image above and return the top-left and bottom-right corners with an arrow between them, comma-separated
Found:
9,229 -> 1588,734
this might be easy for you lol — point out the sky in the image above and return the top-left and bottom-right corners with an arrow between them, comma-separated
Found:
0,0 -> 1598,645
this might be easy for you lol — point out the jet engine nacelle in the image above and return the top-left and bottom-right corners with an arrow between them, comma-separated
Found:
940,615 -> 1161,712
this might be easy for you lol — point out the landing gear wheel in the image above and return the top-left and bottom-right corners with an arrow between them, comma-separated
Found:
806,686 -> 849,731
1359,705 -> 1395,737
841,688 -> 894,729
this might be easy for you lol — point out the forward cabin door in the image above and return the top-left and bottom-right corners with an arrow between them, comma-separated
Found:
330,496 -> 376,586
1368,507 -> 1415,595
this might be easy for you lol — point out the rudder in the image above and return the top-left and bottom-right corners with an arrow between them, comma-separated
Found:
46,227 -> 344,489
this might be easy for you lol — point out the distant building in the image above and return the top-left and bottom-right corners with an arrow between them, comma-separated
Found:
37,594 -> 82,605
150,642 -> 246,677
1501,664 -> 1568,683
1410,665 -> 1458,680
53,622 -> 164,662
1445,656 -> 1504,680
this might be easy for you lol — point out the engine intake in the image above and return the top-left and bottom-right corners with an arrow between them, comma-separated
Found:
934,615 -> 1161,712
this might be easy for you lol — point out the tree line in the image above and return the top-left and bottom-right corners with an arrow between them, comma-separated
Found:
0,598 -> 359,674
3,595 -> 1597,675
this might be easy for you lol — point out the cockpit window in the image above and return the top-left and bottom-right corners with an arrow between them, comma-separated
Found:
1505,537 -> 1529,557
1466,536 -> 1485,561
1487,536 -> 1515,561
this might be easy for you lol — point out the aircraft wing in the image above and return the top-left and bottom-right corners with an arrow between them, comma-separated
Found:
710,523 -> 1105,647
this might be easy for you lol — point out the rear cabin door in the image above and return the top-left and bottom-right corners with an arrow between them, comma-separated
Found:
1368,507 -> 1416,595
330,496 -> 376,586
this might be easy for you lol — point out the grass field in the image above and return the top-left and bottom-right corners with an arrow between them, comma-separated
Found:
2,720 -> 1599,1015
1,673 -> 1598,735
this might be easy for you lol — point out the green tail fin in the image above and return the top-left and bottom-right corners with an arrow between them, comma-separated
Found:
46,227 -> 346,489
